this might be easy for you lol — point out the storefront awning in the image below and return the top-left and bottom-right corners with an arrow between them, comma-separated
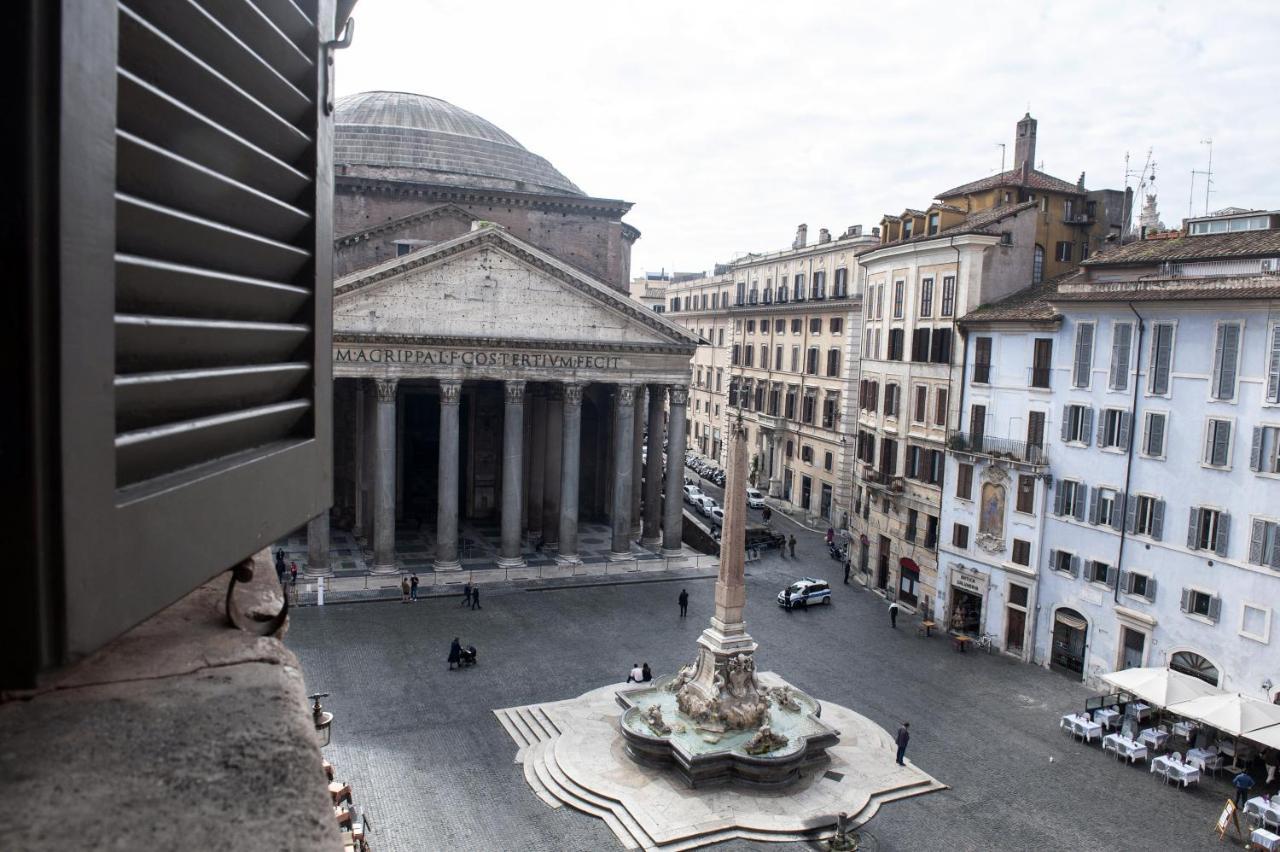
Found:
1054,612 -> 1088,631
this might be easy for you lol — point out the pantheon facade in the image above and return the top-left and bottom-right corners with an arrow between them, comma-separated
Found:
308,92 -> 698,573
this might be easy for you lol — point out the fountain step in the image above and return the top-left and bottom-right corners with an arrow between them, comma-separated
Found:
544,736 -> 656,850
532,705 -> 562,737
505,706 -> 544,748
492,708 -> 532,752
517,704 -> 558,742
520,738 -> 563,810
527,738 -> 640,850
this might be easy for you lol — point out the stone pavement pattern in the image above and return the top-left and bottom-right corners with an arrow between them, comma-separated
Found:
287,512 -> 1238,852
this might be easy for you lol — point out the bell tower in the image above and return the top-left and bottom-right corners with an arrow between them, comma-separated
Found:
1014,113 -> 1037,175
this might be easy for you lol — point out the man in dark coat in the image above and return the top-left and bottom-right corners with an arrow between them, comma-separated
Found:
678,589 -> 689,617
895,722 -> 910,765
448,638 -> 462,670
470,585 -> 481,610
460,582 -> 472,607
275,550 -> 287,583
788,534 -> 797,558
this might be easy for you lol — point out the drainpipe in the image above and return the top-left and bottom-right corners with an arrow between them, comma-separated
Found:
936,237 -> 963,622
1114,303 -> 1146,607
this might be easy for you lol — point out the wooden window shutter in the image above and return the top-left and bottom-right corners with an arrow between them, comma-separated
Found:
1214,513 -> 1231,557
1073,323 -> 1093,388
48,0 -> 336,672
1267,325 -> 1280,402
1249,519 -> 1266,565
1187,507 -> 1201,549
1179,588 -> 1191,612
1151,499 -> 1165,541
1145,577 -> 1157,601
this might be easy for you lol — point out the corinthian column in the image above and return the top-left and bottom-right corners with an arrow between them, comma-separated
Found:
662,384 -> 689,556
434,379 -> 463,571
370,378 -> 399,574
541,385 -> 563,549
630,388 -> 645,540
305,511 -> 332,577
609,384 -> 637,559
557,383 -> 585,563
497,380 -> 526,568
641,384 -> 665,547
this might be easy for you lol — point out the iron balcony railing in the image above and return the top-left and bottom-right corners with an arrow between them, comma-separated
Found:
948,432 -> 1048,466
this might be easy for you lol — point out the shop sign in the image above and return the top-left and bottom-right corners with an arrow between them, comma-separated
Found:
950,568 -> 986,596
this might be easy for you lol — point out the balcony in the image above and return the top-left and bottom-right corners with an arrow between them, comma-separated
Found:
1028,366 -> 1051,389
948,432 -> 1047,466
861,465 -> 904,490
1063,213 -> 1095,226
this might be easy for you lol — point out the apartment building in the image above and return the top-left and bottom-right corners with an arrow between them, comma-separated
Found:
665,225 -> 877,524
1030,211 -> 1280,696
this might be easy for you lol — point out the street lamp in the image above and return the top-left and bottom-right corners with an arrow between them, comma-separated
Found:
309,692 -> 334,747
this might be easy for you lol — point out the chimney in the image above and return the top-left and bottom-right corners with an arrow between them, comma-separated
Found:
1077,172 -> 1086,191
793,224 -> 808,249
818,228 -> 831,244
871,226 -> 881,238
1014,112 -> 1037,175
844,224 -> 862,238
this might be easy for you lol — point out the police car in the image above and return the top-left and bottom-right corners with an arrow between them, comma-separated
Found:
776,578 -> 832,608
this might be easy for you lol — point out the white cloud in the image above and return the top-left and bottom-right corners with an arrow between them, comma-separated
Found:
337,0 -> 1280,275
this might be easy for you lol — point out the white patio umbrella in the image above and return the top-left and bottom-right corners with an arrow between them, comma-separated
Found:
1101,666 -> 1222,708
1165,693 -> 1280,737
1246,723 -> 1280,751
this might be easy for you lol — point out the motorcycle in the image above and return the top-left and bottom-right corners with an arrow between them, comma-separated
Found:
828,541 -> 844,561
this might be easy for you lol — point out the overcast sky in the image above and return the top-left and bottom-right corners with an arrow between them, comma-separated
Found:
337,0 -> 1279,277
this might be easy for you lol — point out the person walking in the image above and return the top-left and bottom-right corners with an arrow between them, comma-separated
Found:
448,637 -> 462,670
275,549 -> 287,583
895,722 -> 910,765
409,573 -> 419,601
460,582 -> 472,608
843,558 -> 851,585
289,561 -> 298,586
762,506 -> 772,524
788,534 -> 797,558
470,585 -> 481,610
678,588 -> 689,617
825,527 -> 835,546
400,575 -> 411,603
1233,770 -> 1255,807
889,600 -> 900,628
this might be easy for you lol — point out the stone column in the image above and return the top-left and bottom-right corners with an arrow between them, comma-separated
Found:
609,384 -> 637,559
527,387 -> 546,536
370,378 -> 399,573
557,383 -> 585,563
630,388 -> 645,540
641,384 -> 665,547
662,385 -> 689,556
497,380 -> 526,568
352,380 -> 366,538
434,379 -> 463,571
541,385 -> 564,549
304,511 -> 332,577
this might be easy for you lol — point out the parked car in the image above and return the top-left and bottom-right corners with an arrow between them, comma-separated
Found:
745,525 -> 786,551
695,495 -> 718,517
709,506 -> 724,527
745,488 -> 765,509
683,484 -> 704,504
776,578 -> 832,608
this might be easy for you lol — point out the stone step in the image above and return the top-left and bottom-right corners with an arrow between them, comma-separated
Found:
544,736 -> 655,849
491,708 -> 530,751
516,705 -> 556,742
520,739 -> 562,810
504,705 -> 542,747
527,737 -> 639,850
532,705 -> 562,737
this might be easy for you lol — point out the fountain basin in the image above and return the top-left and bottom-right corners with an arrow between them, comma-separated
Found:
617,672 -> 840,789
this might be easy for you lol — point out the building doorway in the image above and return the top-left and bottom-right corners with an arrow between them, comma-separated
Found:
820,483 -> 832,520
876,535 -> 891,590
1005,583 -> 1030,656
949,586 -> 983,634
1051,608 -> 1088,679
801,475 -> 812,511
898,558 -> 920,607
1119,626 -> 1146,670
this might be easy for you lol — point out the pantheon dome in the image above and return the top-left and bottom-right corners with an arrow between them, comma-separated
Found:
334,90 -> 583,196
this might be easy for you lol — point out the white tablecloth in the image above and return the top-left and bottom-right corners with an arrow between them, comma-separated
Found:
1252,828 -> 1280,852
1186,747 -> 1223,773
1102,733 -> 1148,763
1138,728 -> 1169,750
1094,708 -> 1121,729
1132,702 -> 1152,721
1172,720 -> 1197,739
1150,755 -> 1200,786
1246,797 -> 1280,830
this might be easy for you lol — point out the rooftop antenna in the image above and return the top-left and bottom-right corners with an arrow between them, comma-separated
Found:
1120,148 -> 1156,245
1201,138 -> 1214,215
997,142 -> 1006,174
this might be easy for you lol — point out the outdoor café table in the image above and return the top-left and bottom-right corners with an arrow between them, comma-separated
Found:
1138,727 -> 1168,750
1131,701 -> 1152,722
1172,720 -> 1197,739
1060,714 -> 1084,736
1102,733 -> 1148,764
1094,708 -> 1121,730
1186,747 -> 1223,775
1246,797 -> 1280,831
1150,755 -> 1200,787
1076,719 -> 1103,743
1251,828 -> 1280,852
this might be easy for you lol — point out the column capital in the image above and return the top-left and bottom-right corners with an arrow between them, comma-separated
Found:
439,378 -> 463,405
374,377 -> 398,403
616,383 -> 638,407
504,379 -> 527,405
668,384 -> 689,406
563,382 -> 586,406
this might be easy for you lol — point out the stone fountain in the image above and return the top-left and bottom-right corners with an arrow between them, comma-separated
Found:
616,415 -> 839,787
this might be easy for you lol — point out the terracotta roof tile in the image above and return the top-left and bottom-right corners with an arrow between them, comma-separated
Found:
859,201 -> 1038,256
960,275 -> 1066,324
937,168 -> 1082,199
1080,230 -> 1280,265
1051,274 -> 1280,303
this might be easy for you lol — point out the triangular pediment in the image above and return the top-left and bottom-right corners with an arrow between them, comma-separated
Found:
334,227 -> 699,350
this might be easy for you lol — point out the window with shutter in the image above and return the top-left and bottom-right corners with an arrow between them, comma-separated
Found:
1214,513 -> 1231,556
1205,418 -> 1232,467
1144,411 -> 1167,458
1151,499 -> 1165,541
1109,322 -> 1132,391
1211,322 -> 1242,400
17,0 -> 336,684
1148,323 -> 1175,395
1073,322 -> 1094,388
1267,325 -> 1280,403
1248,518 -> 1280,569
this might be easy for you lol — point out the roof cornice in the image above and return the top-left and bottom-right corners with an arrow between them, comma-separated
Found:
335,203 -> 476,248
334,174 -> 634,217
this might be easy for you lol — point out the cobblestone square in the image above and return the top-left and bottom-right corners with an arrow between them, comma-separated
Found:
288,515 -> 1242,851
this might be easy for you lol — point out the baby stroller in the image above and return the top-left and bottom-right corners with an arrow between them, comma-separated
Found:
459,645 -> 478,667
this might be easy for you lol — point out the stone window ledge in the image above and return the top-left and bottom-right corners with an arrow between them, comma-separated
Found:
0,550 -> 340,851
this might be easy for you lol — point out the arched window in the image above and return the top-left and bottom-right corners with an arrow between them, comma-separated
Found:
1033,244 -> 1045,283
1169,651 -> 1220,686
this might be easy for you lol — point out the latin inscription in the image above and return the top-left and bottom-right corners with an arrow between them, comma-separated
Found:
335,347 -> 622,370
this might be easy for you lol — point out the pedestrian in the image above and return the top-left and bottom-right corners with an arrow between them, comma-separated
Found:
889,600 -> 899,628
762,506 -> 772,523
400,575 -> 411,603
1232,769 -> 1255,807
843,558 -> 851,585
642,662 -> 652,682
678,588 -> 689,617
289,561 -> 298,586
1262,748 -> 1277,784
470,585 -> 481,610
825,527 -> 834,546
461,582 -> 472,607
895,722 -> 910,765
788,534 -> 797,558
275,549 -> 287,583
410,573 -> 419,601
627,663 -> 644,683
448,637 -> 462,670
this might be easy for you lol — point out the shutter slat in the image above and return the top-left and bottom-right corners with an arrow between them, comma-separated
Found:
116,362 -> 310,431
125,0 -> 312,125
119,4 -> 311,163
117,132 -> 310,243
116,254 -> 309,322
116,399 -> 312,487
115,314 -> 309,372
116,193 -> 310,280
193,0 -> 315,82
117,70 -> 309,203
257,0 -> 315,40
